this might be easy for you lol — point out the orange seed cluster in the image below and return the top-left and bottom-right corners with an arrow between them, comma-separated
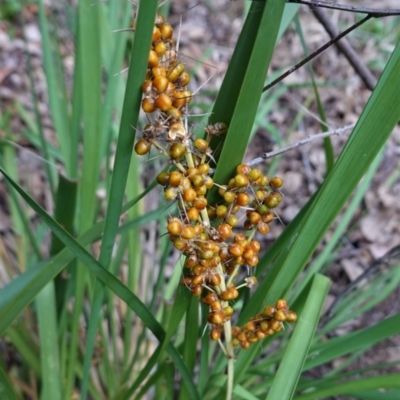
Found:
232,299 -> 297,349
133,11 -> 295,350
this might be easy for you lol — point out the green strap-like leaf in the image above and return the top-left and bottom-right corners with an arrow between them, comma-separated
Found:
265,274 -> 331,400
207,0 -> 286,204
0,167 -> 200,400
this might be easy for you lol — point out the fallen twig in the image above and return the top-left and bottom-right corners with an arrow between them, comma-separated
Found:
247,123 -> 355,167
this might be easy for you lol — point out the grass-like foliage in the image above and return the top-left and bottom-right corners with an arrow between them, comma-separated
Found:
0,1 -> 400,399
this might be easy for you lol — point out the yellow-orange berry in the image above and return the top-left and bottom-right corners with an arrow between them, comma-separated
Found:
207,311 -> 225,325
141,79 -> 153,93
265,193 -> 282,208
218,223 -> 232,239
183,188 -> 196,202
181,225 -> 196,240
168,171 -> 183,187
155,93 -> 172,111
234,174 -> 249,188
210,328 -> 221,341
148,50 -> 159,68
257,222 -> 270,235
191,285 -> 202,296
152,65 -> 166,77
270,176 -> 283,189
216,205 -> 228,218
276,299 -> 288,310
263,306 -> 276,317
179,71 -> 191,86
166,106 -> 182,120
187,207 -> 200,222
167,62 -> 185,82
248,168 -> 261,181
134,139 -> 152,155
286,310 -> 297,323
223,191 -> 236,203
194,138 -> 209,152
154,41 -> 167,56
226,215 -> 239,227
160,23 -> 173,40
193,196 -> 207,210
169,143 -> 186,160
152,76 -> 169,93
236,192 -> 250,206
152,26 -> 161,42
167,220 -> 182,235
172,91 -> 187,108
236,164 -> 251,175
274,309 -> 287,321
142,97 -> 156,113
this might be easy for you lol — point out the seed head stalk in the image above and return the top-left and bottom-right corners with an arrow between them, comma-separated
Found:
133,10 -> 298,399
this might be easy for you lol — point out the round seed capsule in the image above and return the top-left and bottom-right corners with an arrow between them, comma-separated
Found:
154,41 -> 167,56
286,310 -> 298,323
194,139 -> 209,152
157,171 -> 169,186
276,299 -> 288,310
198,163 -> 210,175
191,285 -> 202,296
234,174 -> 249,188
168,171 -> 183,187
222,216 -> 236,229
134,139 -> 151,155
167,220 -> 182,235
152,65 -> 166,77
155,93 -> 172,111
236,192 -> 250,206
166,106 -> 182,121
141,80 -> 153,94
257,222 -> 270,235
270,176 -> 283,189
263,306 -> 276,317
218,223 -> 232,239
164,187 -> 178,200
167,62 -> 185,82
228,243 -> 244,257
248,168 -> 261,181
193,196 -> 207,210
179,71 -> 191,86
241,341 -> 250,350
207,311 -> 225,325
148,50 -> 159,68
172,91 -> 187,108
274,309 -> 287,322
210,328 -> 221,341
202,293 -> 219,305
183,188 -> 197,202
160,23 -> 173,40
236,164 -> 251,175
224,191 -> 236,203
265,193 -> 282,208
216,205 -> 228,218
152,26 -> 161,42
187,207 -> 200,221
152,76 -> 169,93
141,97 -> 156,113
169,143 -> 186,160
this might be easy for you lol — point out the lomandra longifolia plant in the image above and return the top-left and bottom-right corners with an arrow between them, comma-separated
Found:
133,9 -> 297,398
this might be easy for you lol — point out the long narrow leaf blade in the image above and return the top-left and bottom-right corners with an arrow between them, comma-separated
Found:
266,274 -> 331,400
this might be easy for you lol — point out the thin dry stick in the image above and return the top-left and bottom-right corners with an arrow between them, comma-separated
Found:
247,124 -> 355,167
263,15 -> 371,92
287,0 -> 400,16
312,6 -> 377,90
